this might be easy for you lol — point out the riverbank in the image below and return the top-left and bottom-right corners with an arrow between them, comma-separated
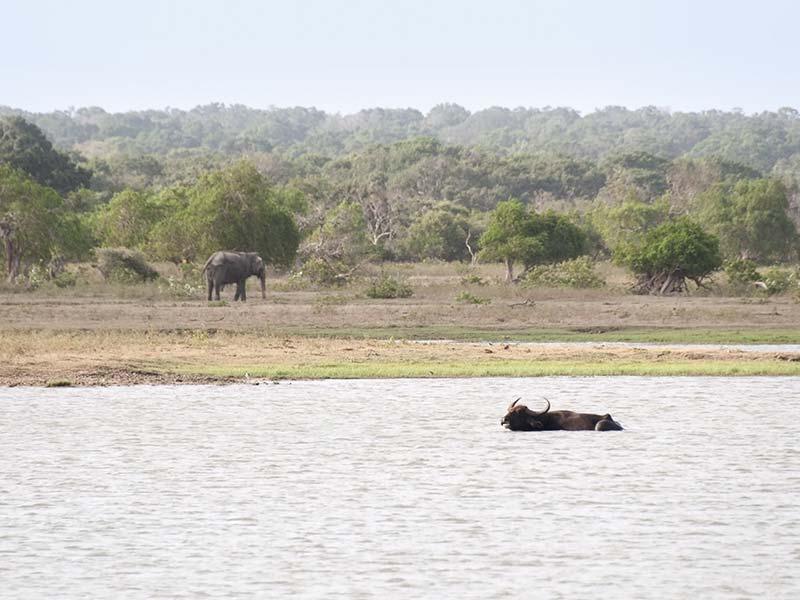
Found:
2,329 -> 800,387
3,264 -> 800,386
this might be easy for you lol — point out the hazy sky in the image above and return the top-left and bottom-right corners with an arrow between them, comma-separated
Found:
3,0 -> 799,115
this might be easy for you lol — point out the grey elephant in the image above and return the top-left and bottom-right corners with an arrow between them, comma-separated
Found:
202,251 -> 266,301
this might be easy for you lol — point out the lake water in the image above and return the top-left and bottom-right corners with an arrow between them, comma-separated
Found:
2,377 -> 799,599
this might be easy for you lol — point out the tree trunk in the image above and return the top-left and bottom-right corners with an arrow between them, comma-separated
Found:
465,230 -> 477,266
504,258 -> 514,283
2,237 -> 21,283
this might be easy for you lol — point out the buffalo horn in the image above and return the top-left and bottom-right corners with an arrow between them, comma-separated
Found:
508,397 -> 522,411
529,397 -> 551,416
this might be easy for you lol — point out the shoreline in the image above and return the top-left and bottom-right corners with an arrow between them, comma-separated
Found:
3,329 -> 800,387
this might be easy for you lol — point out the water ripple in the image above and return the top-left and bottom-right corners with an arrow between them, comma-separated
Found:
1,377 -> 799,598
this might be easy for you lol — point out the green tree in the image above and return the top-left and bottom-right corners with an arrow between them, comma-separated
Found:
479,199 -> 586,281
697,178 -> 798,262
0,165 -> 92,281
591,197 -> 670,254
0,117 -> 91,194
401,202 -> 471,262
149,161 -> 300,266
91,189 -> 165,249
302,200 -> 373,265
617,218 -> 721,294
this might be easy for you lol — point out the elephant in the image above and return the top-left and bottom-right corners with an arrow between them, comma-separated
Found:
202,251 -> 266,301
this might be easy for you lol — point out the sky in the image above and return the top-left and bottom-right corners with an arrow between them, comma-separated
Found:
2,0 -> 799,115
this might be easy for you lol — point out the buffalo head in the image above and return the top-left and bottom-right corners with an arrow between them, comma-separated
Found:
500,397 -> 550,431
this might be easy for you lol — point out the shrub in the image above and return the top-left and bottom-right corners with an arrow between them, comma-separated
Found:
724,259 -> 760,286
95,247 -> 159,283
521,256 -> 605,289
26,264 -> 47,290
761,267 -> 797,295
52,271 -> 77,288
300,257 -> 351,286
161,275 -> 203,298
456,291 -> 491,305
365,276 -> 413,299
724,260 -> 798,296
460,274 -> 488,286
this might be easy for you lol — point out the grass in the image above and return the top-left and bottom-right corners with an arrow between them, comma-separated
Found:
265,325 -> 800,344
177,359 -> 800,379
2,327 -> 799,385
44,379 -> 73,387
3,259 -> 800,385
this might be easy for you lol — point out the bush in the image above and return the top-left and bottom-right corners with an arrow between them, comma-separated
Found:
26,264 -> 47,290
520,256 -> 605,288
724,260 -> 798,296
456,291 -> 490,305
95,247 -> 159,283
160,275 -> 203,298
365,276 -> 413,299
300,258 -> 351,286
52,271 -> 77,288
724,259 -> 760,285
460,274 -> 488,286
761,267 -> 797,295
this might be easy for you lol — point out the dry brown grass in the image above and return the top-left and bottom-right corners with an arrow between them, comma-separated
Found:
2,260 -> 799,385
2,329 -> 799,386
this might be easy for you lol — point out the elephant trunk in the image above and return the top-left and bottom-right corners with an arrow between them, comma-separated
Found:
259,270 -> 266,299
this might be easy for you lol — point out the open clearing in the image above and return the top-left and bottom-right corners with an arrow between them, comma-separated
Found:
2,263 -> 800,385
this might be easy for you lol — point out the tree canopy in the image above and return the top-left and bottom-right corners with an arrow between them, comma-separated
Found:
0,165 -> 91,281
150,162 -> 300,266
617,218 -> 722,294
479,199 -> 587,281
696,178 -> 798,262
0,117 -> 91,194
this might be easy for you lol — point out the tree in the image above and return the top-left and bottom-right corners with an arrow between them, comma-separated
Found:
617,218 -> 721,294
91,189 -> 165,250
479,199 -> 587,281
0,165 -> 92,281
590,197 -> 670,254
401,202 -> 471,262
299,200 -> 375,283
0,117 -> 91,194
302,200 -> 372,264
696,178 -> 798,262
149,161 -> 300,266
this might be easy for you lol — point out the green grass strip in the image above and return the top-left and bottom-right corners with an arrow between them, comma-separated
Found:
267,326 -> 800,345
175,359 -> 800,380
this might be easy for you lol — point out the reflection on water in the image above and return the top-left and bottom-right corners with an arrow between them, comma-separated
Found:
1,377 -> 799,599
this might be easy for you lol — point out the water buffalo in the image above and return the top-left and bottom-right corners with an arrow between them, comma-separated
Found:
501,398 -> 623,431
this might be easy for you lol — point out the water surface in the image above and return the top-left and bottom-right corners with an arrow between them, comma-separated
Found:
2,377 -> 799,599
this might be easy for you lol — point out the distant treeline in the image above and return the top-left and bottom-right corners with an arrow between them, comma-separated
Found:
1,106 -> 799,293
2,103 -> 800,178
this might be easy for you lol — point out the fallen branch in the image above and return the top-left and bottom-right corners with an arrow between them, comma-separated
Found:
509,298 -> 535,308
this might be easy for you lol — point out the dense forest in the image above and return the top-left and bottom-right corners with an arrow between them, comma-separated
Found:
2,104 -> 800,177
1,103 -> 799,293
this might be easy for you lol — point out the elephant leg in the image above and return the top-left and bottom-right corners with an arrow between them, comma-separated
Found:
240,279 -> 247,301
207,278 -> 213,301
214,280 -> 221,301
